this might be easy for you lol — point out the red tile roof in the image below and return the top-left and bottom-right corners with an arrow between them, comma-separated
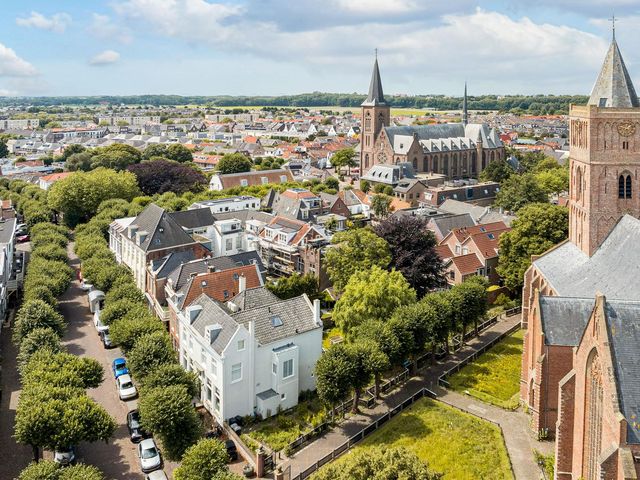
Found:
435,244 -> 453,260
451,253 -> 483,275
183,264 -> 262,307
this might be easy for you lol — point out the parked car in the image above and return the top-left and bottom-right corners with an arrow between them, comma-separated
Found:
16,234 -> 29,243
112,358 -> 129,378
99,330 -> 113,349
138,438 -> 162,473
117,374 -> 137,401
80,280 -> 93,292
145,471 -> 168,480
225,439 -> 238,462
54,446 -> 76,466
127,409 -> 149,443
94,311 -> 109,334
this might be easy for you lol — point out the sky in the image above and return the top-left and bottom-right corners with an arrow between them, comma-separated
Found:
1,0 -> 639,97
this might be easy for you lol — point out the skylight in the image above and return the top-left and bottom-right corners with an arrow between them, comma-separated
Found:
271,315 -> 284,327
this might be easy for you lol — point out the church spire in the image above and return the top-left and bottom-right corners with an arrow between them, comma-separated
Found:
462,81 -> 469,126
588,25 -> 639,108
362,51 -> 387,107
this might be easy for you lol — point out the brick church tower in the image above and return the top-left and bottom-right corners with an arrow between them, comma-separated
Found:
359,55 -> 390,173
568,32 -> 640,255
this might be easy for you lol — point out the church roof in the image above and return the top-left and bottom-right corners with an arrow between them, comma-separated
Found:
588,37 -> 639,108
361,58 -> 387,107
533,215 -> 640,300
539,296 -> 594,346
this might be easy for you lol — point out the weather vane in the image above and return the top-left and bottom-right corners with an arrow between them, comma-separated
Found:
609,14 -> 616,39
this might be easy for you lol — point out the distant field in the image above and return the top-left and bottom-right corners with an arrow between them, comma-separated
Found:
448,329 -> 524,410
205,105 -> 458,117
313,397 -> 513,480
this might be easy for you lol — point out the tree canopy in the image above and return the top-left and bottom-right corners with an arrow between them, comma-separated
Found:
497,202 -> 569,290
216,153 -> 252,174
324,228 -> 391,292
494,173 -> 548,212
19,461 -> 105,480
266,273 -> 318,300
173,438 -> 233,480
129,159 -> 207,195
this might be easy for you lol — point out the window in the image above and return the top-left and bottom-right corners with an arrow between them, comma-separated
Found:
283,359 -> 294,379
225,238 -> 233,251
261,177 -> 268,184
623,141 -> 629,150
237,339 -> 245,351
281,393 -> 286,400
272,363 -> 277,375
280,175 -> 287,183
619,174 -> 632,199
240,179 -> 248,187
210,358 -> 217,377
626,175 -> 632,198
236,236 -> 242,249
231,363 -> 242,382
449,271 -> 455,280
302,210 -> 309,219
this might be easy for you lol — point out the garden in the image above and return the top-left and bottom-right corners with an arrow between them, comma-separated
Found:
448,329 -> 524,410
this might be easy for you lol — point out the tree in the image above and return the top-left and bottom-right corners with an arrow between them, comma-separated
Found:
331,148 -> 357,175
142,364 -> 200,398
266,273 -> 317,300
13,300 -> 65,345
89,144 -> 142,171
494,173 -> 548,212
359,180 -> 370,193
448,276 -> 489,337
354,340 -> 389,403
315,344 -> 356,416
65,152 -> 94,172
127,331 -> 176,379
100,299 -> 148,326
17,327 -> 63,373
371,194 -> 392,218
479,157 -> 514,183
167,144 -> 194,163
21,350 -> 104,390
310,446 -> 442,480
109,315 -> 166,352
128,159 -> 206,195
535,167 -> 569,195
374,215 -> 444,297
19,461 -> 105,480
143,144 -> 168,160
139,385 -> 203,460
173,438 -> 230,480
216,153 -> 252,174
48,168 -> 140,227
60,144 -> 86,161
421,292 -> 455,354
324,228 -> 390,292
351,319 -> 402,368
497,203 -> 569,290
333,266 -> 416,335
324,176 -> 339,190
0,140 -> 8,158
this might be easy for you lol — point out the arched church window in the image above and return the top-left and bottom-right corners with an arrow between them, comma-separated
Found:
433,156 -> 438,172
619,175 -> 625,198
626,175 -> 632,198
443,155 -> 449,174
412,158 -> 418,170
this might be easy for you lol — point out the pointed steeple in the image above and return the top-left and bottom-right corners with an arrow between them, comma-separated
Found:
362,51 -> 387,107
588,32 -> 639,108
462,81 -> 469,126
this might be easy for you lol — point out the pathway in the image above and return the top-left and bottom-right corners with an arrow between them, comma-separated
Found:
282,314 -> 552,480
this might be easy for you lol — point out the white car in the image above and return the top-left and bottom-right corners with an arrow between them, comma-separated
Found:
80,280 -> 93,292
138,438 -> 162,473
94,311 -> 109,334
145,471 -> 168,480
117,374 -> 137,400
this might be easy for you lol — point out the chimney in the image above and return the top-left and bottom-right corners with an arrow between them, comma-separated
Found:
186,304 -> 203,324
238,274 -> 247,293
313,299 -> 322,327
207,262 -> 215,273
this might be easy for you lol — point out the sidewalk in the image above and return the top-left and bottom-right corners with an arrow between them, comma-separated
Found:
282,314 -> 550,480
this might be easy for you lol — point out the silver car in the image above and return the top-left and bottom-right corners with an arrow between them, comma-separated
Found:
138,438 -> 162,473
117,374 -> 138,401
145,471 -> 168,480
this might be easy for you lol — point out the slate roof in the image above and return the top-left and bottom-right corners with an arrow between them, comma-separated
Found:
588,37 -> 639,108
129,203 -> 196,253
539,296 -> 594,346
211,210 -> 274,225
0,218 -> 16,244
151,250 -> 197,278
230,286 -> 279,312
533,215 -> 640,299
231,295 -> 319,346
604,300 -> 640,443
361,58 -> 387,107
169,208 -> 215,230
383,123 -> 502,151
430,213 -> 475,239
188,294 -> 238,355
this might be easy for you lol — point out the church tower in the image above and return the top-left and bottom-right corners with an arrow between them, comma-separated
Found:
360,54 -> 390,174
568,31 -> 640,255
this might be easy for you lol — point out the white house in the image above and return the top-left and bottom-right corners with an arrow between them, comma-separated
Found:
177,287 -> 323,423
189,196 -> 261,214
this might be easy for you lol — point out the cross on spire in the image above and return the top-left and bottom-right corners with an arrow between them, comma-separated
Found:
375,48 -> 378,59
609,14 -> 616,40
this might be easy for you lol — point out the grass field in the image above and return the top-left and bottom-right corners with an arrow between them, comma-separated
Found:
323,397 -> 513,480
448,329 -> 524,410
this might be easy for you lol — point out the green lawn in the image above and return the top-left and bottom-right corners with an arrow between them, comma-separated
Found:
327,397 -> 513,480
322,326 -> 344,349
448,329 -> 524,410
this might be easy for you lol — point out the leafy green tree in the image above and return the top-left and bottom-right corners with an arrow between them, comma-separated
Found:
371,194 -> 392,218
56,464 -> 105,480
388,302 -> 432,369
105,281 -> 145,304
100,299 -> 147,326
65,152 -> 93,172
139,385 -> 203,460
48,168 -> 140,227
448,276 -> 489,337
0,140 -> 9,158
128,331 -> 176,379
143,144 -> 168,160
350,340 -> 389,405
13,300 -> 65,345
19,461 -> 106,480
333,266 -> 416,335
374,215 -> 444,297
173,438 -> 230,480
21,350 -> 103,390
310,446 -> 442,480
167,144 -> 194,163
142,364 -> 200,398
351,319 -> 402,367
90,144 -> 142,171
535,167 -> 569,195
216,153 -> 252,174
266,273 -> 318,300
479,157 -> 514,183
421,292 -> 455,354
494,173 -> 548,212
359,180 -> 370,193
315,344 -> 356,416
17,328 -> 63,373
324,176 -> 339,190
497,203 -> 568,290
331,148 -> 357,175
109,315 -> 166,352
324,228 -> 390,292
516,150 -> 546,173
60,144 -> 86,161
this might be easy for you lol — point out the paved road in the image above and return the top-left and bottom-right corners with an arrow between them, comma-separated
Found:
60,246 -> 145,479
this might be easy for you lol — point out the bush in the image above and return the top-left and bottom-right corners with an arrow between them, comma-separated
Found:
13,300 -> 66,345
128,331 -> 176,379
109,315 -> 166,352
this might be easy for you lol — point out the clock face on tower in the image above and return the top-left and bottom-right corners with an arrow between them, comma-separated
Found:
617,122 -> 636,137
377,151 -> 387,163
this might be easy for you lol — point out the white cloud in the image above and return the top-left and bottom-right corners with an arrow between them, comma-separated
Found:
332,0 -> 420,14
0,88 -> 18,97
89,13 -> 133,44
90,50 -> 121,66
16,11 -> 72,33
0,44 -> 38,77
